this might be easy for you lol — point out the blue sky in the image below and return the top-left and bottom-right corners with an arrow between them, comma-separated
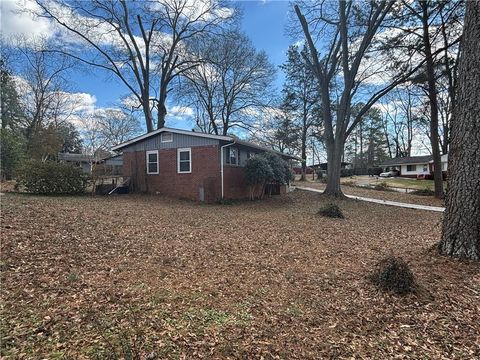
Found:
60,1 -> 294,110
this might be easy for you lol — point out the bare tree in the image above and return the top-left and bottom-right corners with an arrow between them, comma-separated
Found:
79,108 -> 141,154
439,1 -> 479,261
379,85 -> 424,158
96,108 -> 142,147
294,0 -> 399,196
382,0 -> 463,198
34,0 -> 234,132
181,29 -> 276,135
12,37 -> 78,148
251,103 -> 300,156
293,0 -> 461,196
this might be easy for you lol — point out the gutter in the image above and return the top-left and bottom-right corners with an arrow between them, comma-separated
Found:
220,140 -> 236,199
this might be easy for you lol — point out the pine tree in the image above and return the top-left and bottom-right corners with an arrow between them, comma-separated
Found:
1,60 -> 24,131
439,1 -> 479,261
279,45 -> 319,180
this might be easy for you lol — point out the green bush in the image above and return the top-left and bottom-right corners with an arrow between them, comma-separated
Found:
369,256 -> 416,295
244,153 -> 293,200
261,152 -> 291,184
244,155 -> 273,186
317,203 -> 344,219
17,160 -> 90,195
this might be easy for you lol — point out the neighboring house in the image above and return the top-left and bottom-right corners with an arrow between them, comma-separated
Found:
380,154 -> 448,178
111,127 -> 300,202
58,153 -> 95,174
311,162 -> 352,172
102,154 -> 123,176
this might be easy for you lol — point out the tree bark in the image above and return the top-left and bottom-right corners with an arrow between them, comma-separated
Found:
439,1 -> 480,261
157,83 -> 168,129
324,138 -> 345,197
143,105 -> 153,133
420,0 -> 444,199
300,117 -> 307,181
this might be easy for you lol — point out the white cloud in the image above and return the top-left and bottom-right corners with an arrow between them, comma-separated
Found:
168,105 -> 194,118
0,0 -> 54,42
150,0 -> 234,23
67,92 -> 97,115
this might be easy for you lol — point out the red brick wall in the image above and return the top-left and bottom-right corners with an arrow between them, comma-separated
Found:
123,145 -> 221,202
223,165 -> 249,199
123,145 -> 255,201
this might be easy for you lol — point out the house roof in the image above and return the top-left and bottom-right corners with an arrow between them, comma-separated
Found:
111,127 -> 301,160
111,127 -> 231,151
380,155 -> 433,166
58,153 -> 95,163
311,162 -> 351,167
231,138 -> 301,160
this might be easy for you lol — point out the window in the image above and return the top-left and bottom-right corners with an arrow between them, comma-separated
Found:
177,148 -> 191,173
161,132 -> 173,143
146,150 -> 159,174
423,164 -> 428,172
406,164 -> 416,172
226,147 -> 238,165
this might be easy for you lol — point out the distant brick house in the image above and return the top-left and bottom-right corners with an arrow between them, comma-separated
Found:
111,127 -> 299,202
380,154 -> 448,179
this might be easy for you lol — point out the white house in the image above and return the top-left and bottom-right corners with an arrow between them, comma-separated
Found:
380,154 -> 448,179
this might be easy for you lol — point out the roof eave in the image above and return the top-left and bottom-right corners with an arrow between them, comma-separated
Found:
111,127 -> 232,151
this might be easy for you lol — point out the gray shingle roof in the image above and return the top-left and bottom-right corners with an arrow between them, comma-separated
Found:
380,155 -> 433,167
58,153 -> 95,163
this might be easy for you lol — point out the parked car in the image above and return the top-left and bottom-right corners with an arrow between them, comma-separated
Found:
379,170 -> 399,178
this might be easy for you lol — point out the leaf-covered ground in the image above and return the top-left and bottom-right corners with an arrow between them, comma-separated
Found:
1,192 -> 478,359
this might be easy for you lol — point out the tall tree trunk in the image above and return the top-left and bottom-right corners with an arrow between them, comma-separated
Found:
300,116 -> 307,181
143,105 -> 153,133
157,84 -> 167,129
324,138 -> 344,197
421,1 -> 444,199
439,1 -> 480,261
359,122 -> 363,168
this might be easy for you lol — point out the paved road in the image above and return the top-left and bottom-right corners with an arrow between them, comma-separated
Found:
295,186 -> 445,213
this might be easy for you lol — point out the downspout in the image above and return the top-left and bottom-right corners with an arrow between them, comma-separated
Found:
220,140 -> 236,199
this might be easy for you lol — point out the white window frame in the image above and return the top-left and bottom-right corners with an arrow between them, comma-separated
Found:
226,147 -> 239,165
177,148 -> 192,174
146,150 -> 159,174
161,132 -> 173,143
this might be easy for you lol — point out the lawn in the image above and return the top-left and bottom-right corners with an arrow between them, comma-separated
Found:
294,179 -> 445,207
342,176 -> 446,191
1,192 -> 479,359
295,175 -> 444,191
377,178 -> 439,191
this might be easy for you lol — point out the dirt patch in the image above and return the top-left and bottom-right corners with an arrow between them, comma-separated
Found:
1,192 -> 478,359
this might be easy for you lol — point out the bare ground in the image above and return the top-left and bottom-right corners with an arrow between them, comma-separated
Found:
1,191 -> 478,359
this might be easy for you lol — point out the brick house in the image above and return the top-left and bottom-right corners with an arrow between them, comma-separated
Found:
111,127 -> 299,202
